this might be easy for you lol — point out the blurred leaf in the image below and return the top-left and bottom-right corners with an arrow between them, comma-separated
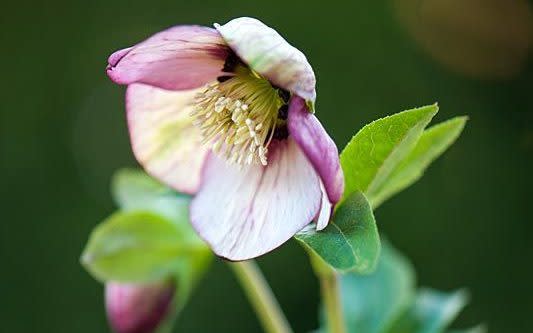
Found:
112,168 -> 167,206
112,168 -> 190,223
370,116 -> 467,208
340,105 -> 438,205
81,210 -> 207,283
295,191 -> 380,273
102,170 -> 212,332
389,288 -> 469,333
112,168 -> 204,246
338,240 -> 416,333
101,169 -> 211,312
447,325 -> 487,333
315,241 -> 481,333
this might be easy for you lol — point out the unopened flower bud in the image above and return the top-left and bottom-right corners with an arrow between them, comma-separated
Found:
105,280 -> 174,333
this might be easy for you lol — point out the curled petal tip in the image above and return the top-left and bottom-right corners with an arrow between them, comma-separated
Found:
108,47 -> 132,68
106,47 -> 133,83
216,17 -> 316,101
105,26 -> 228,90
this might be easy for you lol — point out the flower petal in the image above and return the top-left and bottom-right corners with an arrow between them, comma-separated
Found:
107,26 -> 229,90
126,83 -> 207,194
316,182 -> 332,231
190,138 -> 322,260
105,281 -> 174,333
215,17 -> 316,102
288,96 -> 344,204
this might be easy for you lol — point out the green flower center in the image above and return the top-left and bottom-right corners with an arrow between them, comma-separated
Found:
191,65 -> 288,165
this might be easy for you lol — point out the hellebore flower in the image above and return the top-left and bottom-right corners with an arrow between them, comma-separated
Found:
105,281 -> 175,333
106,17 -> 344,260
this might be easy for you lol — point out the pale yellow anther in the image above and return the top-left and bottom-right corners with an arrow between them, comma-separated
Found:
212,140 -> 222,153
236,126 -> 249,134
231,110 -> 242,122
191,65 -> 286,166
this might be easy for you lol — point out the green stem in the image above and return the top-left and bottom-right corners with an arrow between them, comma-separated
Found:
307,250 -> 346,333
320,271 -> 347,333
229,260 -> 293,333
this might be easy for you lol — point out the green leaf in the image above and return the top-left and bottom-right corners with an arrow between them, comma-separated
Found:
340,105 -> 438,204
112,168 -> 190,223
295,191 -> 380,273
339,240 -> 416,333
81,210 -> 207,283
389,288 -> 469,333
370,116 -> 467,208
447,326 -> 487,333
111,168 -> 205,247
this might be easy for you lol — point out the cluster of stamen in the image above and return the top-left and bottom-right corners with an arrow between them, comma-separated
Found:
191,64 -> 288,166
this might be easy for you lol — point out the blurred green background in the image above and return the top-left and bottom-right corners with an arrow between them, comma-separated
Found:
1,0 -> 532,332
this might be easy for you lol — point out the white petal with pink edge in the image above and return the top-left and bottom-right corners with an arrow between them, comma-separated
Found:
126,83 -> 207,194
215,17 -> 316,103
288,96 -> 344,205
190,138 -> 322,260
107,26 -> 228,90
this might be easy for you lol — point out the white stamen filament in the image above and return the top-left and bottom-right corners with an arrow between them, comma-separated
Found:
191,66 -> 284,166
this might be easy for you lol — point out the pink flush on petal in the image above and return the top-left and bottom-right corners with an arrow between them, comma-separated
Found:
287,96 -> 344,204
190,139 -> 322,260
107,26 -> 229,91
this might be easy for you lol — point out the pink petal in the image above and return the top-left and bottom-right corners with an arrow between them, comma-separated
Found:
126,83 -> 208,194
215,17 -> 316,103
107,26 -> 229,90
288,96 -> 345,204
190,139 -> 322,260
105,281 -> 174,333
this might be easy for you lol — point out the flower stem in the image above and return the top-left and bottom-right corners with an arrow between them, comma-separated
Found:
229,260 -> 293,333
307,251 -> 347,333
320,271 -> 347,333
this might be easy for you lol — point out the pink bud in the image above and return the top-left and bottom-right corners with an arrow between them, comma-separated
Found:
105,281 -> 175,333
